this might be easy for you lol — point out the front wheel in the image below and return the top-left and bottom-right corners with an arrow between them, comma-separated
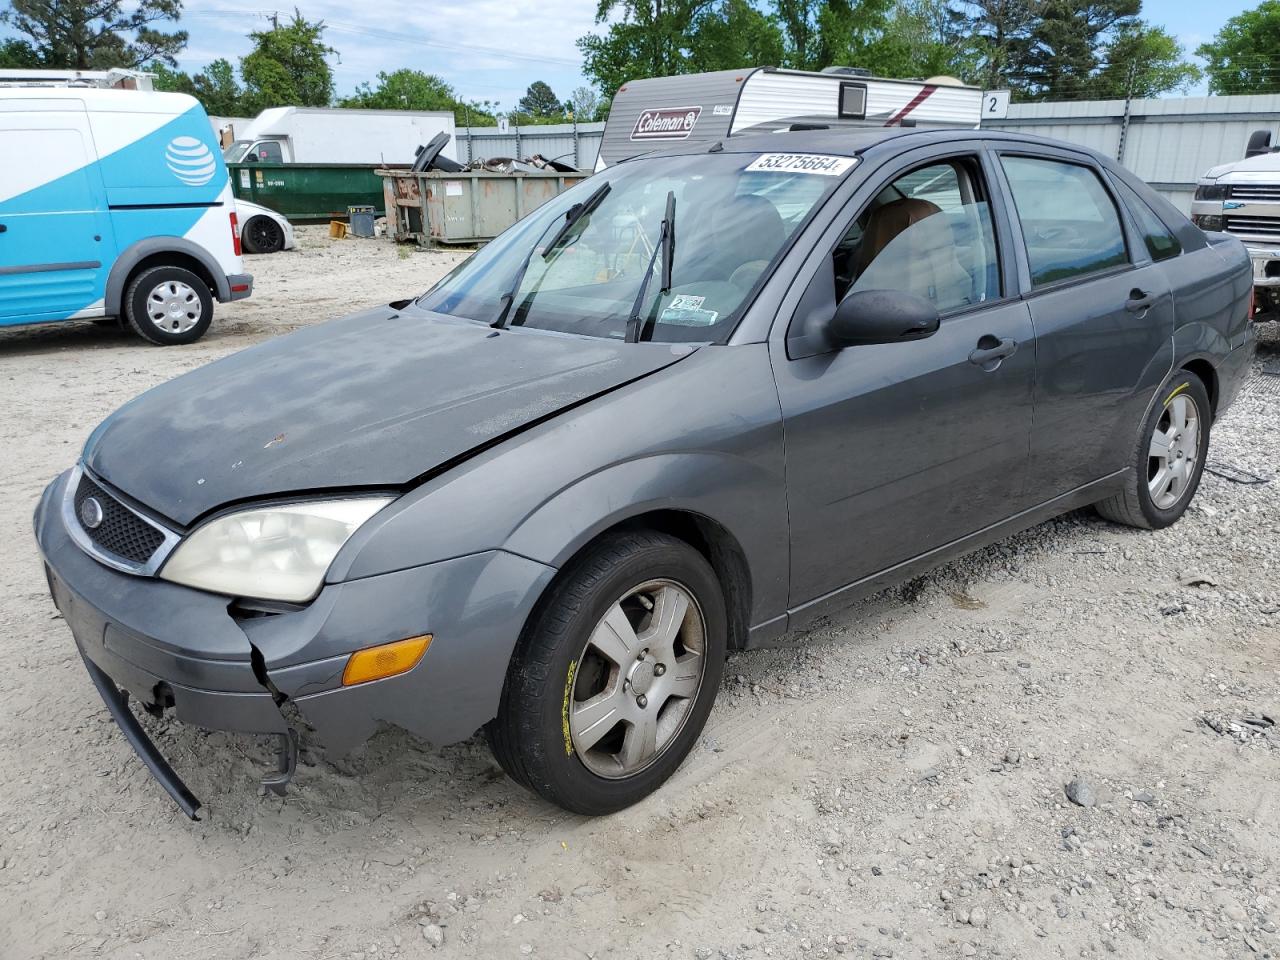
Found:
122,265 -> 213,345
486,531 -> 727,815
1096,371 -> 1211,529
242,215 -> 285,254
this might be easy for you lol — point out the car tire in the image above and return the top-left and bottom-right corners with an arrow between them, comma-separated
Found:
1095,370 -> 1211,529
486,530 -> 727,815
123,265 -> 214,345
242,215 -> 285,254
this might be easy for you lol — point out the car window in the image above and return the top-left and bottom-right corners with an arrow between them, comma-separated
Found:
1111,178 -> 1181,262
254,141 -> 283,162
831,158 -> 1000,313
999,156 -> 1128,287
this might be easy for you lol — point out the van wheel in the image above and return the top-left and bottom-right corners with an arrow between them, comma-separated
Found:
486,531 -> 727,815
1096,371 -> 1211,529
123,266 -> 213,345
242,216 -> 285,254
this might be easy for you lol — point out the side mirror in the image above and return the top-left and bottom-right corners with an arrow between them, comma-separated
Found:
829,289 -> 939,348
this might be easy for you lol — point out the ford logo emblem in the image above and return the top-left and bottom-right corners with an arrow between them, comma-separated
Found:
79,497 -> 104,530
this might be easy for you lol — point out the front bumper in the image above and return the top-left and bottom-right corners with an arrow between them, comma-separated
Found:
35,469 -> 556,815
1245,244 -> 1280,289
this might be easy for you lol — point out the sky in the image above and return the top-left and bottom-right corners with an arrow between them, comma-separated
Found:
0,0 -> 1266,110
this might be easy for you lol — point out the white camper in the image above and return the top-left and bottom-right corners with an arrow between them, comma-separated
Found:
222,106 -> 457,167
598,67 -> 985,169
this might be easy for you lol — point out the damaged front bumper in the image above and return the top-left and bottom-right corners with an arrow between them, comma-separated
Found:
34,470 -> 556,819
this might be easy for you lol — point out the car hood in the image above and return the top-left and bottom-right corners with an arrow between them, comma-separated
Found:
1204,152 -> 1280,180
84,306 -> 692,526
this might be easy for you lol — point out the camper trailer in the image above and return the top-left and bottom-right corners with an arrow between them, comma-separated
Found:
597,67 -> 985,169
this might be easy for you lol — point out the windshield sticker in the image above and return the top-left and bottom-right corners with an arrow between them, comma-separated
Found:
660,302 -> 719,326
669,294 -> 705,310
631,106 -> 702,141
745,153 -> 857,176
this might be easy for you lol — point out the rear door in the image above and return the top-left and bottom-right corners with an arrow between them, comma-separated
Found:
770,144 -> 1035,612
991,149 -> 1174,500
0,99 -> 113,324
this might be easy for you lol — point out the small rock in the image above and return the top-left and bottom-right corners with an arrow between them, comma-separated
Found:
961,945 -> 977,958
519,946 -> 533,956
421,924 -> 444,948
94,910 -> 107,922
1065,777 -> 1096,808
1133,790 -> 1155,805
968,907 -> 988,928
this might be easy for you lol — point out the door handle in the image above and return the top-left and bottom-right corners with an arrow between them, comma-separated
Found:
968,335 -> 1017,367
0,224 -> 7,233
1125,288 -> 1154,312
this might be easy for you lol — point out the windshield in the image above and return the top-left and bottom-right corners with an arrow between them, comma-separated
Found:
223,140 -> 251,162
417,152 -> 850,342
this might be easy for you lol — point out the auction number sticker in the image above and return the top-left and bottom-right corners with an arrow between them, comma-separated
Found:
745,153 -> 857,176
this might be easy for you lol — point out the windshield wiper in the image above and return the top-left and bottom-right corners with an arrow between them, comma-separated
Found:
491,215 -> 562,330
624,191 -> 676,343
542,182 -> 610,261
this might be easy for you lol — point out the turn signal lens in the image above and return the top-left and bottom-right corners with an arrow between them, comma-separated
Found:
342,635 -> 431,686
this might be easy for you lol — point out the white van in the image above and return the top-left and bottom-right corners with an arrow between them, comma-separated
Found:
0,86 -> 251,344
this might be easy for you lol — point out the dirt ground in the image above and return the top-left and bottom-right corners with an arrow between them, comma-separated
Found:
1,227 -> 1277,960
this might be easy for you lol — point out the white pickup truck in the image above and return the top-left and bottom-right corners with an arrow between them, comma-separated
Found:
1192,129 -> 1280,320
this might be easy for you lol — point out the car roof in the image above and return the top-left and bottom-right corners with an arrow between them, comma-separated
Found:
636,126 -> 1107,164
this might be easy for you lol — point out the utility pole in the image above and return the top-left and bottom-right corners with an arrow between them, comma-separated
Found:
1116,62 -> 1136,165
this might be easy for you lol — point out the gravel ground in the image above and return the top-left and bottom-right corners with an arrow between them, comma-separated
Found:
1,227 -> 1277,960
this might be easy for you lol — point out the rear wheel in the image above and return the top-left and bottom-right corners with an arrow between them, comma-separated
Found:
123,265 -> 213,345
1096,371 -> 1210,529
242,215 -> 285,254
486,530 -> 726,815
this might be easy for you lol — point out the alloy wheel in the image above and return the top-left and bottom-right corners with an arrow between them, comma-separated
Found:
1148,392 -> 1200,510
568,579 -> 707,779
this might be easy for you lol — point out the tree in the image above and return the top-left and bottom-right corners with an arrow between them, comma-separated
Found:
1093,21 -> 1200,98
686,0 -> 786,73
775,0 -> 897,72
517,80 -> 563,118
1197,0 -> 1280,95
0,37 -> 43,67
1017,0 -> 1140,100
947,0 -> 1034,91
871,0 -> 981,80
239,10 -> 335,112
341,69 -> 497,125
567,85 -> 601,120
154,58 -> 245,115
1,0 -> 187,69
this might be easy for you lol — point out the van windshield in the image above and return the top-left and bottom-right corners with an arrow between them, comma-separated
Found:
417,152 -> 852,343
223,140 -> 251,162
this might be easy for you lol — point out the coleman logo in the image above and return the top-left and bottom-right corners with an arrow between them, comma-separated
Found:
631,106 -> 702,141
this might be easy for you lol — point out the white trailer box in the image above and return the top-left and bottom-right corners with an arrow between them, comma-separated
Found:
598,67 -> 983,168
224,107 -> 457,166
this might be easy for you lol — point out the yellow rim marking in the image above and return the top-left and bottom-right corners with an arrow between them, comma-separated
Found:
562,661 -> 577,757
1164,382 -> 1189,407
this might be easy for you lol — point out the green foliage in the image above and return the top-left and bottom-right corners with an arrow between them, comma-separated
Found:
567,85 -> 602,120
1,0 -> 187,69
1015,0 -> 1139,99
948,0 -> 1034,90
1095,21 -> 1200,98
154,58 -> 244,115
517,80 -> 562,117
340,69 -> 497,125
239,10 -> 335,112
1197,0 -> 1280,95
0,37 -> 43,67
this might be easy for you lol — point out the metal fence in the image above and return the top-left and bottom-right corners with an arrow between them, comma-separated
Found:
987,94 -> 1280,213
457,121 -> 605,171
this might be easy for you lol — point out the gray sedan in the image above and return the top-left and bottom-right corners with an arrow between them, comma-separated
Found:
35,128 -> 1256,818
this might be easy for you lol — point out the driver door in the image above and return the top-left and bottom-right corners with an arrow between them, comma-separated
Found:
770,149 -> 1036,617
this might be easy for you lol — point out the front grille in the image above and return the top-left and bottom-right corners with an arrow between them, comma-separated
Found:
1226,216 -> 1280,238
1229,184 -> 1280,202
73,473 -> 166,565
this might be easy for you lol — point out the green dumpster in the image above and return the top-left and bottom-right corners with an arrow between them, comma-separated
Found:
228,163 -> 403,223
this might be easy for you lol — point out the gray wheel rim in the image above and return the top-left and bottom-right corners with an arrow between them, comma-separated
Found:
568,578 -> 706,779
1148,392 -> 1200,510
146,280 -> 202,334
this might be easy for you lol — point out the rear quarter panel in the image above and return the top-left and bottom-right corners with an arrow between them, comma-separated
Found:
1166,234 -> 1253,404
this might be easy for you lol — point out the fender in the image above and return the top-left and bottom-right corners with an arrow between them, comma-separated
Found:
501,451 -> 790,636
104,236 -> 231,315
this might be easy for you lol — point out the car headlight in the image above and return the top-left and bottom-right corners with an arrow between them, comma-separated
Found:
1194,183 -> 1229,201
159,497 -> 393,602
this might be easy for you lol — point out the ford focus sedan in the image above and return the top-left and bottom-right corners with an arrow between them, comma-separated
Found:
35,128 -> 1256,818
